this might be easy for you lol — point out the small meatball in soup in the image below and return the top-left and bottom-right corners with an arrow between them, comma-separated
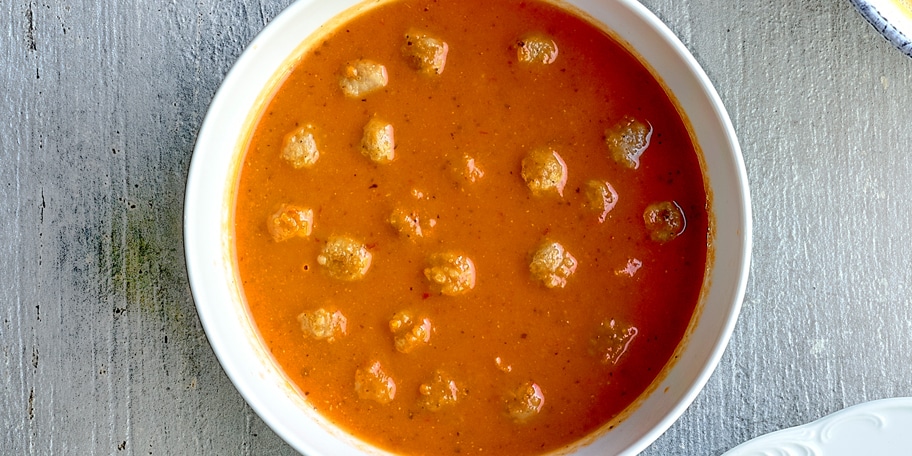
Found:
340,60 -> 388,98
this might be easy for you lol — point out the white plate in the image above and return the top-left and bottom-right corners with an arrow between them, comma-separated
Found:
849,0 -> 912,57
724,398 -> 912,456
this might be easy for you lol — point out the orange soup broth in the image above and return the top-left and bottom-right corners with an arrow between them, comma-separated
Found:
234,0 -> 708,454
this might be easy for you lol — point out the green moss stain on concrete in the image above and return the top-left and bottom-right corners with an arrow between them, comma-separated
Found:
104,204 -> 189,326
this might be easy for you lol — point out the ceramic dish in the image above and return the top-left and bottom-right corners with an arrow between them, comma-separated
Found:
183,0 -> 752,454
849,0 -> 912,57
724,398 -> 912,455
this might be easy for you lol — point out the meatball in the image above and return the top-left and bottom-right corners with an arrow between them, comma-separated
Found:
516,33 -> 558,64
317,235 -> 372,281
361,117 -> 396,164
521,146 -> 568,197
389,206 -> 436,240
418,370 -> 461,411
297,308 -> 347,342
339,59 -> 388,98
424,252 -> 476,296
643,201 -> 686,243
280,124 -> 320,169
402,29 -> 449,75
605,116 -> 652,169
266,204 -> 314,242
354,361 -> 396,405
584,179 -> 619,223
529,240 -> 578,289
589,319 -> 638,365
505,381 -> 545,423
388,310 -> 432,353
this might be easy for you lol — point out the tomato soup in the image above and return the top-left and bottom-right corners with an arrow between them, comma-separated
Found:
233,0 -> 709,454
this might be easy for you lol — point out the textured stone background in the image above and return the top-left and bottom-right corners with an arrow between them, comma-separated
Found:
2,0 -> 911,454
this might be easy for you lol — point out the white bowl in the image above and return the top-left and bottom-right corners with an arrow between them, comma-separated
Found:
184,0 -> 752,454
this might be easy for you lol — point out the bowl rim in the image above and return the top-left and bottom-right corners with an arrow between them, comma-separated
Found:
184,0 -> 752,455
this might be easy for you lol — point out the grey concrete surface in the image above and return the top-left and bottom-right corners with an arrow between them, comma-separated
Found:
2,0 -> 911,455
